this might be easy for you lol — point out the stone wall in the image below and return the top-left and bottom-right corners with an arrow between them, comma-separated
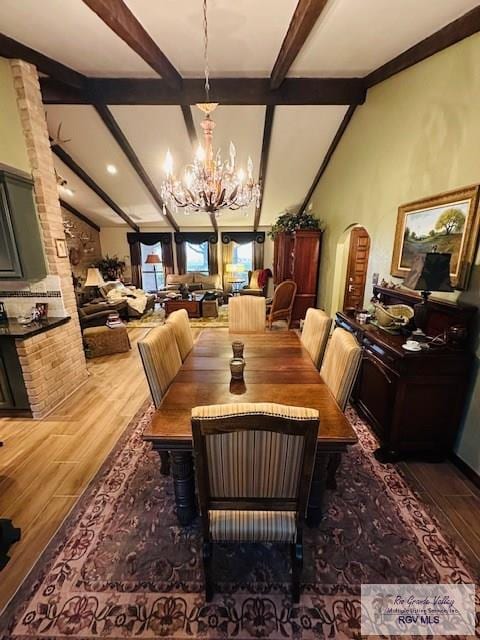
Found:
10,59 -> 88,418
61,206 -> 102,283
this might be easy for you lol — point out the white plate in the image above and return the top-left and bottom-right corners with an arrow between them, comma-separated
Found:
402,343 -> 422,352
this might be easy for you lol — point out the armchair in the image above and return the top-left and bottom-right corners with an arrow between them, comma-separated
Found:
239,269 -> 270,296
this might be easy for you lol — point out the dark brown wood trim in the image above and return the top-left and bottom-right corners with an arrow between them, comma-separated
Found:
253,105 -> 275,231
0,33 -> 86,90
298,105 -> 356,213
52,143 -> 140,231
181,105 -> 198,147
366,6 -> 480,88
59,198 -> 101,232
450,452 -> 480,491
270,0 -> 329,90
40,76 -> 366,106
81,0 -> 182,90
93,104 -> 179,232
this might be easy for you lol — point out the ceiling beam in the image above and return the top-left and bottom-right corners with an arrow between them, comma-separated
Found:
40,76 -> 366,106
52,143 -> 140,231
366,5 -> 480,87
94,104 -> 179,232
270,0 -> 329,90
0,33 -> 86,90
181,105 -> 198,148
82,0 -> 182,90
59,198 -> 101,232
298,105 -> 356,214
253,106 -> 275,232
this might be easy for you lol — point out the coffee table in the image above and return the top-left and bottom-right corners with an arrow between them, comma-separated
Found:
164,297 -> 201,318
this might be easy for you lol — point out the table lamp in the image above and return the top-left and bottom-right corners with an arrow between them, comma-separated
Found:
84,267 -> 106,300
403,252 -> 453,333
225,263 -> 246,281
145,253 -> 161,291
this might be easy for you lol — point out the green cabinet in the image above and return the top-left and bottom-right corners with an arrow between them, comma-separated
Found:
0,164 -> 47,281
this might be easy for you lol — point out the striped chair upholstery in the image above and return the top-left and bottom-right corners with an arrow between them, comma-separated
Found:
166,308 -> 194,361
229,295 -> 266,333
320,327 -> 362,411
138,324 -> 182,408
301,308 -> 332,369
192,402 -> 319,601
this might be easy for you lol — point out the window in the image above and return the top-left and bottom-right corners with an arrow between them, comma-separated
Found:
186,241 -> 209,274
232,241 -> 253,286
141,242 -> 165,291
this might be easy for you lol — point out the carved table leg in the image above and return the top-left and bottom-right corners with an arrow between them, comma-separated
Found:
326,452 -> 342,490
171,452 -> 197,526
307,452 -> 330,527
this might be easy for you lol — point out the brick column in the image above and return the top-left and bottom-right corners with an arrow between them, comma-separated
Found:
10,59 -> 88,418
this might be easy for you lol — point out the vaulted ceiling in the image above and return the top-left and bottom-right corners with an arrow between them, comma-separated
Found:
1,0 -> 478,230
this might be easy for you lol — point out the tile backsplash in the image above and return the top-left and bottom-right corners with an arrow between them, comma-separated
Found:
0,275 -> 67,318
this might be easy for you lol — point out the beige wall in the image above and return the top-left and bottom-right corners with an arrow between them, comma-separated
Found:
308,33 -> 480,474
0,59 -> 29,172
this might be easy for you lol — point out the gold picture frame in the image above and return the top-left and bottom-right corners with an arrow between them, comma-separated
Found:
55,238 -> 68,258
391,185 -> 480,290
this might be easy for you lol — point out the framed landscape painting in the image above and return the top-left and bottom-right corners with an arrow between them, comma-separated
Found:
391,185 -> 480,289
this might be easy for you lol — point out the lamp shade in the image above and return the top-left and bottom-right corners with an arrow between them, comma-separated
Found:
225,263 -> 245,273
145,253 -> 161,264
84,267 -> 106,287
403,252 -> 453,292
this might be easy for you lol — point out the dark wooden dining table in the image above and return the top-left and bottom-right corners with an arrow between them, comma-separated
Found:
143,328 -> 358,526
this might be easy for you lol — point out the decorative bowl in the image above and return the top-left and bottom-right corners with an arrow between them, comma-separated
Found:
374,303 -> 414,327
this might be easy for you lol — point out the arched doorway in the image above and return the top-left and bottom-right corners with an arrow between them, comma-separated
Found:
342,226 -> 371,311
329,225 -> 371,316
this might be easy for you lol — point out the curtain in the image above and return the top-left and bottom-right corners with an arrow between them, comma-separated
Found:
208,242 -> 218,275
176,242 -> 187,274
253,240 -> 264,270
222,241 -> 233,292
162,242 -> 174,275
129,241 -> 142,289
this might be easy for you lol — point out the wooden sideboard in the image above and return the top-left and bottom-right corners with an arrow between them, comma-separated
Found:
336,286 -> 476,461
273,230 -> 322,324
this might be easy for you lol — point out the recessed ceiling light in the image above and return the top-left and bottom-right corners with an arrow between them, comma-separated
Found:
106,164 -> 118,175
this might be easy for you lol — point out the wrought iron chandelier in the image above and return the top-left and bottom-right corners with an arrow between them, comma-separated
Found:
160,0 -> 260,217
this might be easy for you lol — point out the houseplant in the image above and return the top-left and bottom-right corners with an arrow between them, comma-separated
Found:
94,255 -> 126,281
269,209 -> 321,238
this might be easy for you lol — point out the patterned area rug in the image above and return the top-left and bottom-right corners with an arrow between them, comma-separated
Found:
127,306 -> 230,329
0,406 -> 477,639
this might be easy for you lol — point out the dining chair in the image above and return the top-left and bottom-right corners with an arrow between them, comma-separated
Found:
229,295 -> 266,333
192,402 -> 319,602
267,280 -> 297,329
165,308 -> 194,361
301,308 -> 332,369
138,324 -> 182,408
320,327 -> 362,411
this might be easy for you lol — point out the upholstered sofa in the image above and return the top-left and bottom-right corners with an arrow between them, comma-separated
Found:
98,282 -> 156,318
165,272 -> 223,292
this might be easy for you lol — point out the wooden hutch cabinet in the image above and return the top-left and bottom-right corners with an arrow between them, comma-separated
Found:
273,230 -> 322,324
336,285 -> 476,461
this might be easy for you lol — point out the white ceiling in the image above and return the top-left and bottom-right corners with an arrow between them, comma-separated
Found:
1,0 -> 477,229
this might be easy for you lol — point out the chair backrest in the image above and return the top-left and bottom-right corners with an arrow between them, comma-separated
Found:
229,295 -> 266,332
320,327 -> 362,410
248,269 -> 261,289
192,403 -> 319,524
166,308 -> 194,361
138,324 -> 182,408
301,308 -> 332,369
271,280 -> 297,315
